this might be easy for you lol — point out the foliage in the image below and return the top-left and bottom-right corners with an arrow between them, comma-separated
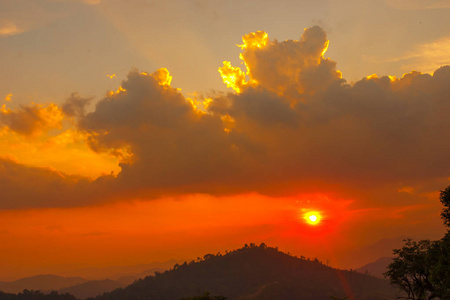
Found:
440,186 -> 450,228
0,290 -> 77,300
385,238 -> 450,300
384,239 -> 435,299
385,185 -> 450,300
427,235 -> 450,299
180,291 -> 226,300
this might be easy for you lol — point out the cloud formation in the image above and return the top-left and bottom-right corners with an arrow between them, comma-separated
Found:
62,93 -> 93,118
390,37 -> 450,74
79,68 -> 239,195
0,22 -> 22,37
219,26 -> 343,102
0,26 -> 449,209
0,156 -> 90,209
0,103 -> 64,136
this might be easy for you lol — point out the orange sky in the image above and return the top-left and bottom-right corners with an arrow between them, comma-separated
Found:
1,2 -> 450,281
0,191 -> 445,280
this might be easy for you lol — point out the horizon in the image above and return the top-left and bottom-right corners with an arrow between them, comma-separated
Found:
0,243 -> 385,282
1,0 -> 450,282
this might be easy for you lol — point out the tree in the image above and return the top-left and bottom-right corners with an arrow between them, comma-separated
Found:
427,234 -> 450,299
440,186 -> 450,228
386,237 -> 450,300
385,185 -> 450,300
384,239 -> 435,299
180,292 -> 226,300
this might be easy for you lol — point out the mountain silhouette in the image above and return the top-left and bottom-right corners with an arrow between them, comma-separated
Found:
59,280 -> 124,300
90,244 -> 398,300
0,269 -> 167,299
60,263 -> 176,281
355,257 -> 394,279
0,275 -> 87,294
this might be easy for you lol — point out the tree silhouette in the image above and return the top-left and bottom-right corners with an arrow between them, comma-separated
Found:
0,290 -> 77,300
440,186 -> 450,228
329,296 -> 349,300
427,235 -> 450,299
384,239 -> 435,299
385,185 -> 450,300
180,291 -> 226,300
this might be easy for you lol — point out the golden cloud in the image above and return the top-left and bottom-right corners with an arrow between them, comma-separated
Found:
0,26 -> 449,210
0,22 -> 22,37
4,94 -> 12,102
219,27 -> 343,104
0,103 -> 64,136
391,37 -> 450,74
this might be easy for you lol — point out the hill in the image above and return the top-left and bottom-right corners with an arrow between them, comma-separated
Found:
355,257 -> 393,279
0,275 -> 87,294
90,244 -> 399,300
0,269 -> 166,299
115,268 -> 167,285
59,280 -> 124,300
56,267 -> 168,299
60,263 -> 174,281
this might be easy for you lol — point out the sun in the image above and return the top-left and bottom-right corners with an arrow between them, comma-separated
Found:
304,211 -> 321,225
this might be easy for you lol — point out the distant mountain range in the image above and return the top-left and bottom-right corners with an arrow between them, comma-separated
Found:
90,244 -> 399,300
355,257 -> 394,279
0,246 -> 401,300
0,267 -> 165,299
60,262 -> 178,281
0,275 -> 87,294
59,280 -> 123,300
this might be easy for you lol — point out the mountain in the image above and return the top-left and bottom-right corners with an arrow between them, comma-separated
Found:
59,280 -> 124,300
0,275 -> 87,294
60,262 -> 178,280
355,257 -> 393,279
0,268 -> 165,299
90,244 -> 399,300
56,267 -> 168,299
116,268 -> 166,285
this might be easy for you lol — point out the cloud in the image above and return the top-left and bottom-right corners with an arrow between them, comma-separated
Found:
389,37 -> 450,74
0,156 -> 91,209
79,68 -> 239,196
0,103 -> 64,136
0,23 -> 22,37
219,26 -> 343,103
0,126 -> 121,180
1,26 -> 450,210
62,93 -> 93,118
0,153 -> 124,209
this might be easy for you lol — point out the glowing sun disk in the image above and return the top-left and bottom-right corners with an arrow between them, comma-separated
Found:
304,211 -> 321,225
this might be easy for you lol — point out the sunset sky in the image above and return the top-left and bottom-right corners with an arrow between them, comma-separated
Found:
1,0 -> 450,281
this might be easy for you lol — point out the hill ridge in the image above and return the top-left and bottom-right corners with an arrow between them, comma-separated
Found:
0,275 -> 87,294
91,243 -> 398,300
